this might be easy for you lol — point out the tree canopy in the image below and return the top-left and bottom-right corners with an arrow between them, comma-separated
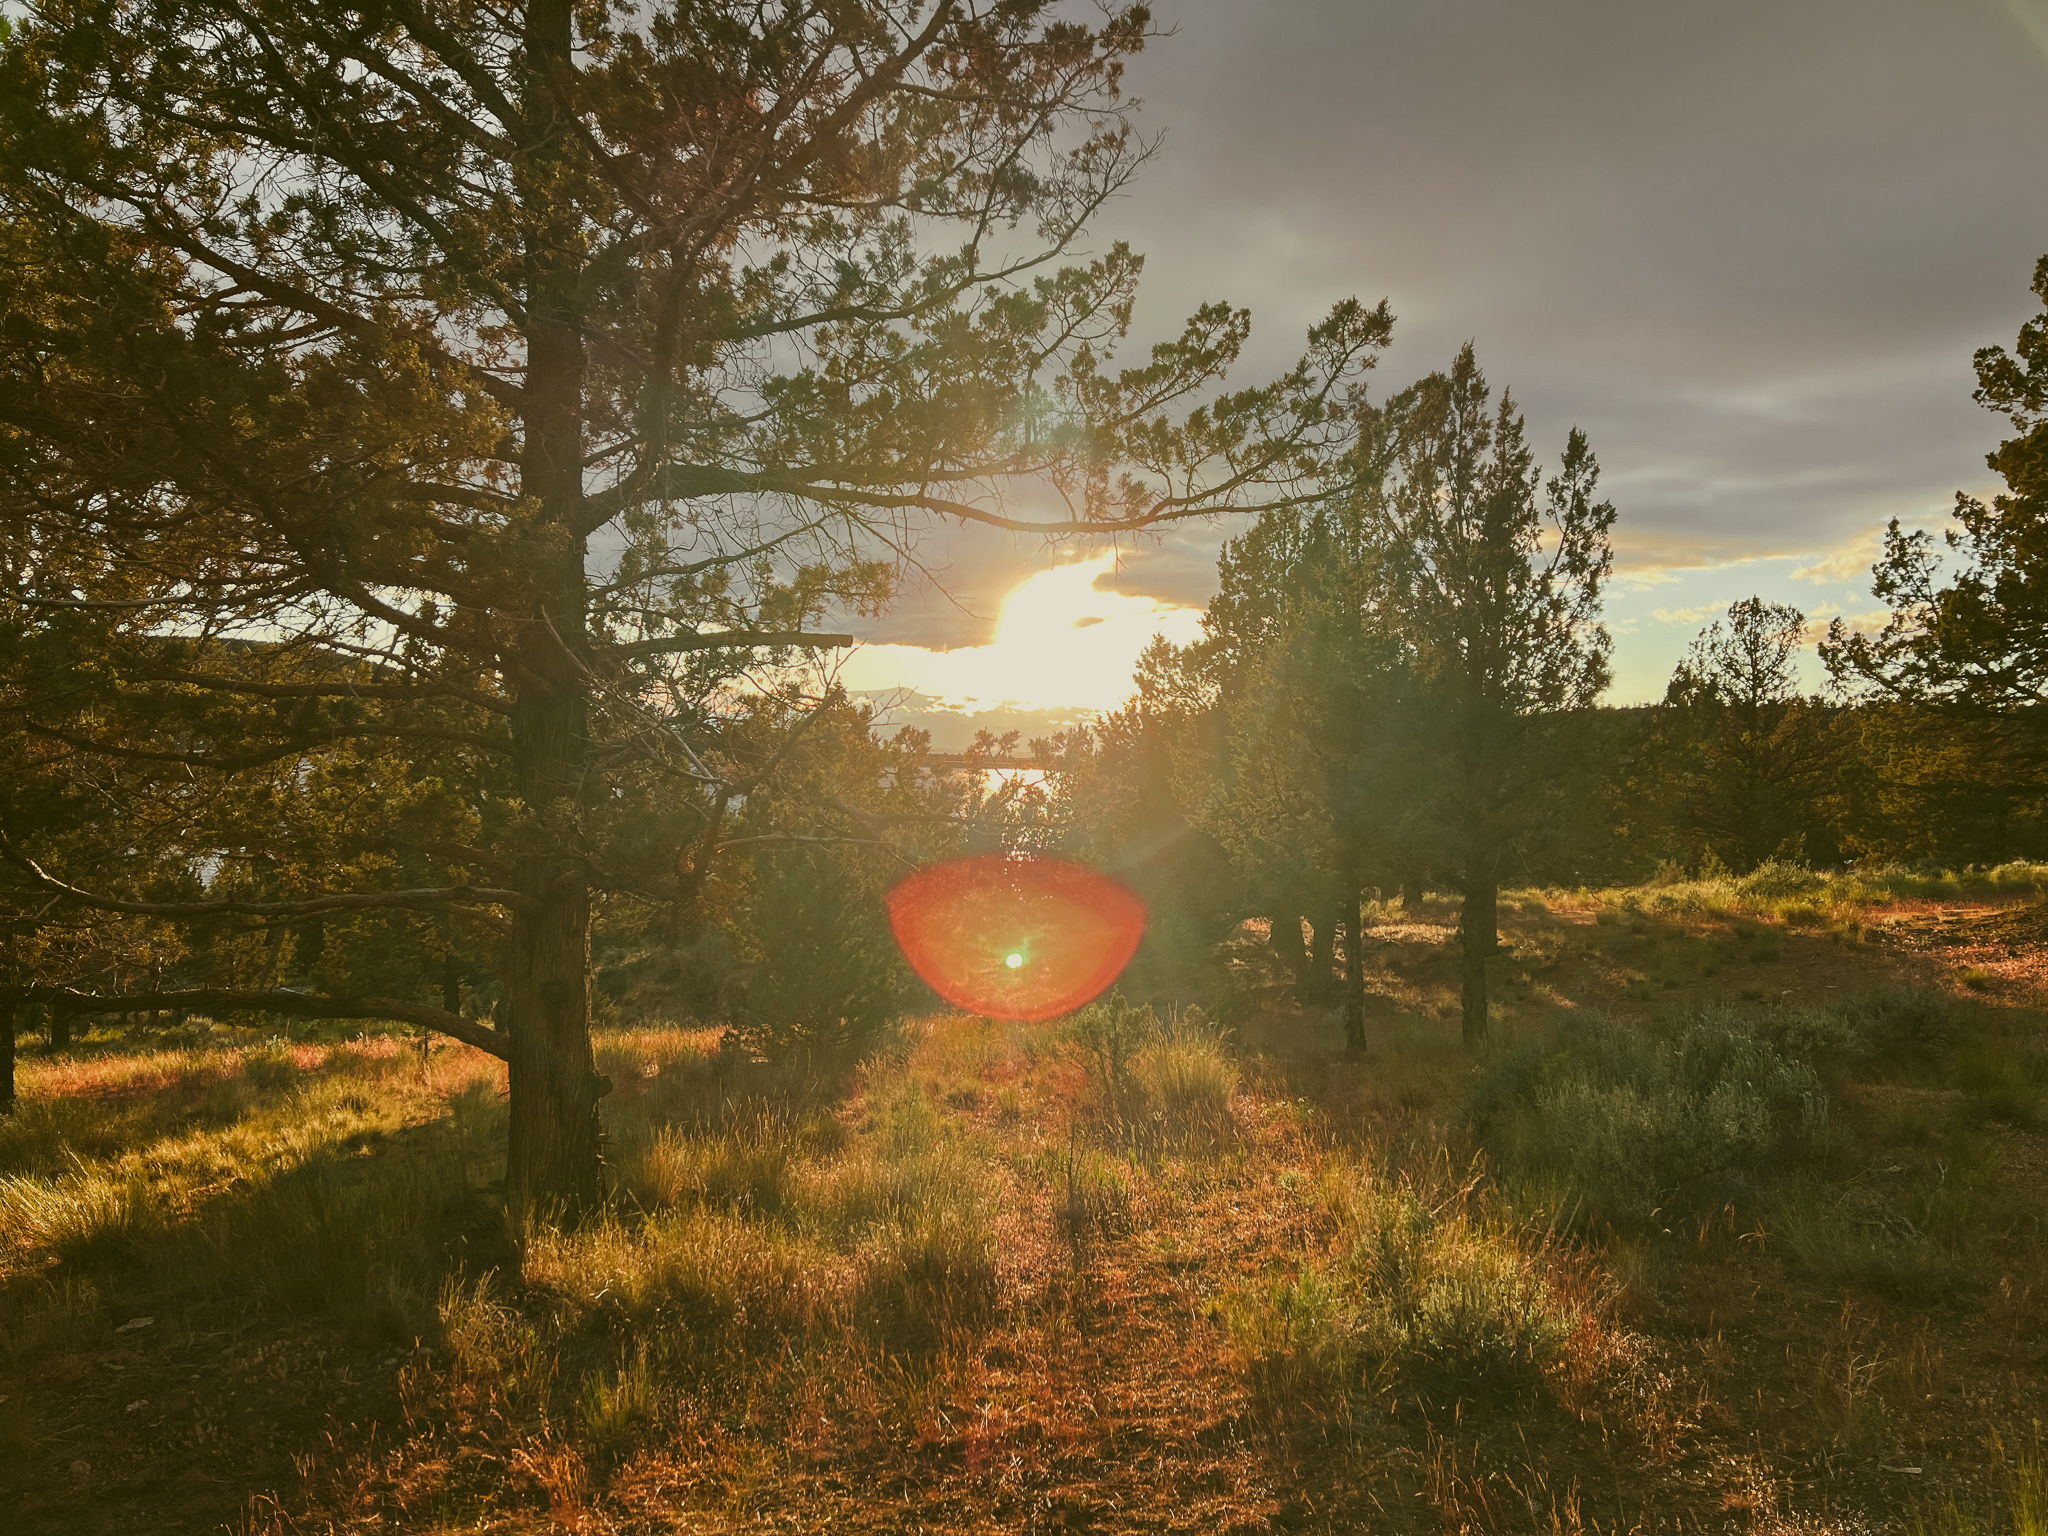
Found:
0,0 -> 1388,1214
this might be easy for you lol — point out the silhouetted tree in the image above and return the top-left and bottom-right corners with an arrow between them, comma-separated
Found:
1366,346 -> 1614,1045
1662,598 -> 1844,871
0,1 -> 1386,1216
1827,253 -> 2048,719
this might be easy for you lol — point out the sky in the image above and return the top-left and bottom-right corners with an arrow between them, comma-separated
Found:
838,0 -> 2048,749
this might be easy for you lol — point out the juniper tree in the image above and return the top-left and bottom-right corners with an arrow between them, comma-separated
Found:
1366,346 -> 1614,1046
1662,597 -> 1843,871
1826,254 -> 2048,728
0,1 -> 1384,1214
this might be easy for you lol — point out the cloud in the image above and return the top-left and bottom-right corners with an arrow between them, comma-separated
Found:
851,691 -> 1098,753
837,554 -> 1203,714
1790,527 -> 1887,584
1801,608 -> 1890,644
1649,604 -> 1723,628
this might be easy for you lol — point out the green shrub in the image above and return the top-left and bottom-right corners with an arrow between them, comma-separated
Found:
1223,1165 -> 1590,1402
1737,858 -> 1824,898
1834,987 -> 1958,1065
1066,992 -> 1159,1118
731,845 -> 904,1064
1469,1015 -> 1825,1229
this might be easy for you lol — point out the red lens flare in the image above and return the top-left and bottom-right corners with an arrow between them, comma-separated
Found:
885,855 -> 1148,1021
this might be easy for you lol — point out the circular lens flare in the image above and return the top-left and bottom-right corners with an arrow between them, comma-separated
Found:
886,855 -> 1147,1021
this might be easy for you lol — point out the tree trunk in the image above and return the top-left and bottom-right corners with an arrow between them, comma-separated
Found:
49,1000 -> 71,1052
503,820 -> 604,1225
1303,903 -> 1339,1002
1460,874 -> 1497,1046
502,3 -> 606,1223
1,994 -> 14,1115
1400,866 -> 1424,914
1269,908 -> 1307,974
1342,887 -> 1368,1057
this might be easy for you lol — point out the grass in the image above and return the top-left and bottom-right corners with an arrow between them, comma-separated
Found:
1220,1155 -> 1613,1407
1467,1011 -> 1826,1229
2,876 -> 2045,1532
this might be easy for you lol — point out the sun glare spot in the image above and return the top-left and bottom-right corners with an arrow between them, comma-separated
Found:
1005,951 -> 1024,969
838,553 -> 1204,712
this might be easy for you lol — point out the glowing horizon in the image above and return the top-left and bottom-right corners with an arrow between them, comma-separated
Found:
837,554 -> 1205,715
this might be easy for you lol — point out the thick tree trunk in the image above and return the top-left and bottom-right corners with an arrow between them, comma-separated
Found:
1400,866 -> 1424,914
503,812 -> 604,1225
1460,873 -> 1498,1047
1,994 -> 14,1115
502,8 -> 606,1224
500,515 -> 607,1219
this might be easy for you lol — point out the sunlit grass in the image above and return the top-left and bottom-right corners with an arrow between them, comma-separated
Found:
3,911 -> 2042,1532
1532,858 -> 2048,925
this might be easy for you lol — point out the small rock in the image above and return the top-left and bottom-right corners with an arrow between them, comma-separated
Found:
70,1460 -> 89,1478
114,1317 -> 156,1333
125,1399 -> 149,1413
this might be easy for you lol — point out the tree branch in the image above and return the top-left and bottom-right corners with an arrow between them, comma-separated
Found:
0,833 -> 523,919
610,630 -> 853,662
21,984 -> 507,1059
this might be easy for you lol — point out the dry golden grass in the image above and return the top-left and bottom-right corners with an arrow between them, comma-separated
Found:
1,884 -> 2045,1531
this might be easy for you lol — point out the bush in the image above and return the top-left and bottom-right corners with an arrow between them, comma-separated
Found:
1469,1014 -> 1825,1229
1736,858 -> 1824,898
1836,987 -> 1958,1065
1066,992 -> 1159,1118
731,845 -> 904,1064
1223,1163 -> 1595,1403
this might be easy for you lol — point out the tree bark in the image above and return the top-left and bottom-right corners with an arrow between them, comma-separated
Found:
1400,866 -> 1424,914
502,0 -> 607,1226
503,823 -> 604,1225
1460,871 -> 1497,1047
49,1000 -> 72,1051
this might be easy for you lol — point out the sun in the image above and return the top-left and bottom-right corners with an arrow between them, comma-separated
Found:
839,554 -> 1204,713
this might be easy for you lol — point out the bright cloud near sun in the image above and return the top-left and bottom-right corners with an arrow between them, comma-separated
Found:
838,554 -> 1205,714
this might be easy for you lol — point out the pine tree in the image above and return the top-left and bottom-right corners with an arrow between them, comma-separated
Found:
1365,346 -> 1614,1045
1661,597 -> 1843,871
0,1 -> 1386,1214
1826,254 -> 2048,721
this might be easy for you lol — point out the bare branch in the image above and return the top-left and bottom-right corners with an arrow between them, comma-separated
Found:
0,832 -> 523,918
21,984 -> 507,1059
610,630 -> 853,662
